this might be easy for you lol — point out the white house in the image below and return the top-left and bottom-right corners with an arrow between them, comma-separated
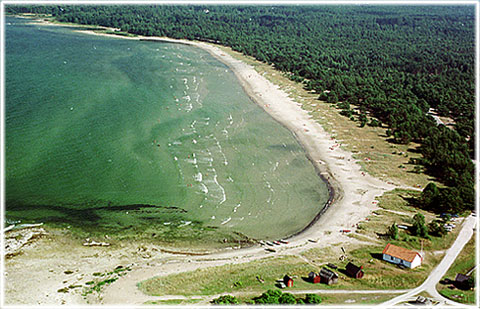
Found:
382,243 -> 423,269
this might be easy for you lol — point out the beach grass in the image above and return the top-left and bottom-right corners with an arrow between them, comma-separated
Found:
436,233 -> 476,304
138,255 -> 315,296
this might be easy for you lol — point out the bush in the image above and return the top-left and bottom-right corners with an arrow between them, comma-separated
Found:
368,118 -> 381,127
304,293 -> 322,304
212,295 -> 239,305
279,293 -> 297,304
387,223 -> 399,240
411,213 -> 429,238
254,289 -> 282,304
428,220 -> 447,237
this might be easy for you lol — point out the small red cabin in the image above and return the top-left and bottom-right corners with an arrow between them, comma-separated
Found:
283,275 -> 294,287
308,271 -> 321,283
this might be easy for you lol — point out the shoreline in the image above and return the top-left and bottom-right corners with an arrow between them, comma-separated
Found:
8,17 -> 397,244
61,28 -> 397,246
11,15 -> 340,243
5,17 -> 399,305
73,30 -> 344,242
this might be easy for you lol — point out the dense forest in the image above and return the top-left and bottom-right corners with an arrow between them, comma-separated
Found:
6,5 -> 476,212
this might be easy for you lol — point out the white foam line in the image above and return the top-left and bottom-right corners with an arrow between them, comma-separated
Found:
194,172 -> 202,182
233,202 -> 241,213
200,183 -> 208,194
273,161 -> 279,171
221,217 -> 231,225
222,129 -> 229,138
213,136 -> 228,166
213,174 -> 226,205
263,176 -> 275,203
179,221 -> 192,227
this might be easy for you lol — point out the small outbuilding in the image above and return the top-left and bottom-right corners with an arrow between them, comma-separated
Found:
454,273 -> 471,290
382,243 -> 423,269
283,275 -> 294,287
308,271 -> 321,284
345,262 -> 364,279
319,267 -> 338,285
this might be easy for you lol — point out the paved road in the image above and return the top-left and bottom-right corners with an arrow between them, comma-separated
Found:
380,215 -> 477,307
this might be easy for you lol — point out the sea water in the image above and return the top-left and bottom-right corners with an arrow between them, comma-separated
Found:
5,17 -> 329,240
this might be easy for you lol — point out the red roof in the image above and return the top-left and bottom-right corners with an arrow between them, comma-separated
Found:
382,243 -> 421,263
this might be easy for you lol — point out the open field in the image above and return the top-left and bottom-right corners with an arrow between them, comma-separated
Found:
138,256 -> 313,296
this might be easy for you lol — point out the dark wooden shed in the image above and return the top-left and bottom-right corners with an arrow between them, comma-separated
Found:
283,275 -> 294,287
345,262 -> 364,279
308,271 -> 321,284
319,267 -> 338,285
454,273 -> 471,290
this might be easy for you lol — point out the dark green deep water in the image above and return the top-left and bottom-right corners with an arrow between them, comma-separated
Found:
5,17 -> 329,240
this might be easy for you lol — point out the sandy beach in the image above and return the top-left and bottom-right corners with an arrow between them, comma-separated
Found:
5,22 -> 397,306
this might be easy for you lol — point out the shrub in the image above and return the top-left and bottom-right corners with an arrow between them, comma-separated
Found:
254,289 -> 282,304
279,293 -> 297,304
428,220 -> 446,237
411,213 -> 429,238
212,295 -> 239,305
387,223 -> 399,240
304,293 -> 322,304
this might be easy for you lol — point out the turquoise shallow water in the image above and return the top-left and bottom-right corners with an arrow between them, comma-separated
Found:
5,17 -> 329,240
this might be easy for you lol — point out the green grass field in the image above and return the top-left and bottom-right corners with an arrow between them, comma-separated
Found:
138,255 -> 314,296
437,233 -> 476,304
